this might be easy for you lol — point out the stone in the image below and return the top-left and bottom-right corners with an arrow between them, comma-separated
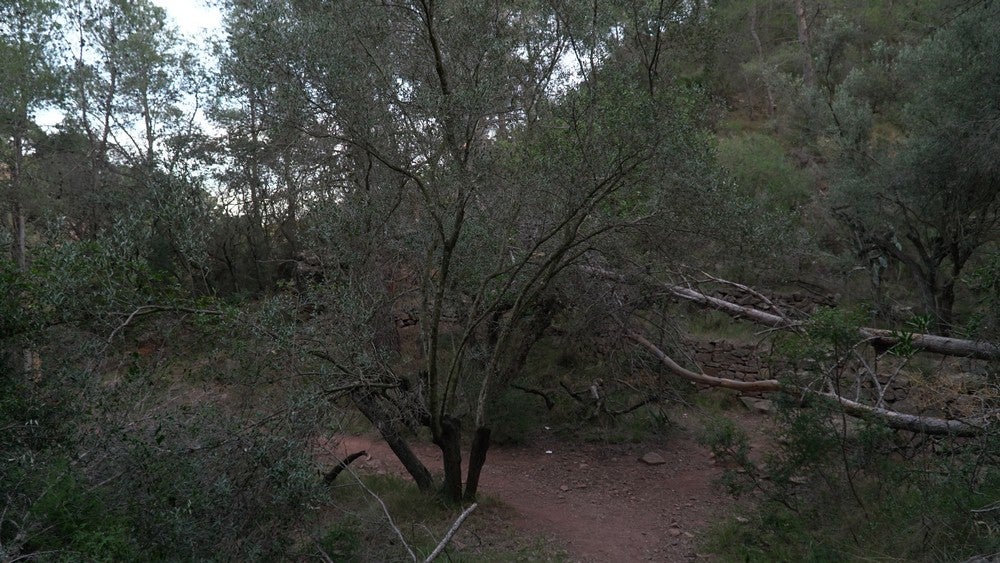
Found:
668,528 -> 682,537
739,396 -> 773,414
640,452 -> 667,465
560,485 -> 570,492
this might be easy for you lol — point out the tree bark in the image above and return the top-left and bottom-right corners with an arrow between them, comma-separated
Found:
324,450 -> 367,484
463,427 -> 491,502
352,390 -> 435,492
793,0 -> 816,87
433,416 -> 464,503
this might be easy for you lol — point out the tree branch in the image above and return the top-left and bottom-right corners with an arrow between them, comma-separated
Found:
627,330 -> 985,437
584,266 -> 1000,360
423,503 -> 478,563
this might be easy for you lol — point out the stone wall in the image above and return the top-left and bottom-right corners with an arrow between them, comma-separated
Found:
709,287 -> 835,315
682,337 -> 996,417
684,338 -> 784,382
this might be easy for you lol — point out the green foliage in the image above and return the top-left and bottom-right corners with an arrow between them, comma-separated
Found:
774,307 -> 866,368
23,463 -> 140,561
967,251 -> 1000,341
487,388 -> 547,446
827,3 -> 1000,328
717,132 -> 812,211
702,397 -> 1000,560
0,261 -> 33,338
706,457 -> 1000,562
686,308 -> 757,341
318,523 -> 362,562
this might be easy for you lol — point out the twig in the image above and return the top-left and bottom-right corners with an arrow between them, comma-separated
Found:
315,542 -> 335,563
106,305 -> 223,344
511,384 -> 556,410
699,270 -> 800,326
607,395 -> 660,416
423,503 -> 479,563
971,501 -> 1000,514
559,381 -> 589,403
348,467 -> 417,562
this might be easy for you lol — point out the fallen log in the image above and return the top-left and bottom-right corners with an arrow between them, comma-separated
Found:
627,331 -> 986,437
584,266 -> 1000,361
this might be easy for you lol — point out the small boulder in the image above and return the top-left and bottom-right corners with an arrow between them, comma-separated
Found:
739,396 -> 773,414
640,452 -> 667,465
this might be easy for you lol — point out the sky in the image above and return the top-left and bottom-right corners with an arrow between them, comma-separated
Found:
153,0 -> 224,41
36,1 -> 224,130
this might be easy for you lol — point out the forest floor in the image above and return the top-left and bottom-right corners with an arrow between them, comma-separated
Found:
320,408 -> 765,562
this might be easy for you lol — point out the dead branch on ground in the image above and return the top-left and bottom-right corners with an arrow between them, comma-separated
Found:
627,330 -> 986,436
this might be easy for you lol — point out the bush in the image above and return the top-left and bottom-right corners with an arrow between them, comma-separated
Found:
702,403 -> 1000,561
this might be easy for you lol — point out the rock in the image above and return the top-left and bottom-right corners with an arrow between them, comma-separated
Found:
668,528 -> 682,537
640,452 -> 667,465
560,485 -> 570,492
735,516 -> 749,524
739,396 -> 773,414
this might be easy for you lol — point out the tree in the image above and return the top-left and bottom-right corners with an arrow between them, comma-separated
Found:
219,0 -> 718,502
0,0 -> 62,270
830,3 -> 1000,332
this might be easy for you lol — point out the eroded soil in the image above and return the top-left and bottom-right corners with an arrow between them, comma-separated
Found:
321,411 -> 755,562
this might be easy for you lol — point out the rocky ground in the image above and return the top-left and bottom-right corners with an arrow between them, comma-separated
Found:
323,409 -> 762,561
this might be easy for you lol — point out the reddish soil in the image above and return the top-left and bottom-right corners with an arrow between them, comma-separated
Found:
323,411 -> 745,562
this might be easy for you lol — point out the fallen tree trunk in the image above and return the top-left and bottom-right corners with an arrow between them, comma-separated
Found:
584,266 -> 1000,361
627,331 -> 986,437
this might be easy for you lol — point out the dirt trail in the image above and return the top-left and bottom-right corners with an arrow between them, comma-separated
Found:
325,412 -> 742,562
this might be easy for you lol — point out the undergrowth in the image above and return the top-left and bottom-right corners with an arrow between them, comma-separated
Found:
700,400 -> 1000,561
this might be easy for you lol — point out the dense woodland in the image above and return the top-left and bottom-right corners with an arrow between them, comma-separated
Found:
2,0 -> 999,560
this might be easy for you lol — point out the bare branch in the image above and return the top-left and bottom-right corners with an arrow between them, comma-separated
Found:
106,305 -> 223,344
423,503 -> 479,563
627,330 -> 986,437
585,266 -> 1000,360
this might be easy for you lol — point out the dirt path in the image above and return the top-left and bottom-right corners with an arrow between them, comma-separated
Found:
323,411 -> 744,562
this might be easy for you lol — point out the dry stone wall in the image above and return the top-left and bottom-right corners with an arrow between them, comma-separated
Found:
683,337 -> 997,417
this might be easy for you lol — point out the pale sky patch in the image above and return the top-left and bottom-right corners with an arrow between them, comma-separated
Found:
152,0 -> 224,41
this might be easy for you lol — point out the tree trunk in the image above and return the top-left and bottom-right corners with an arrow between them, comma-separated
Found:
793,0 -> 816,87
352,390 -> 435,492
463,427 -> 491,502
433,416 -> 464,503
749,2 -> 777,116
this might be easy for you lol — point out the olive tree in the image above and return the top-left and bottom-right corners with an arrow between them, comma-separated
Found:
830,3 -> 1000,332
220,0 -> 716,502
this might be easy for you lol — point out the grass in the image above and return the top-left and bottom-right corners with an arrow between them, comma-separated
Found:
685,309 -> 758,341
704,470 -> 1000,562
699,403 -> 1000,562
313,473 -> 568,561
